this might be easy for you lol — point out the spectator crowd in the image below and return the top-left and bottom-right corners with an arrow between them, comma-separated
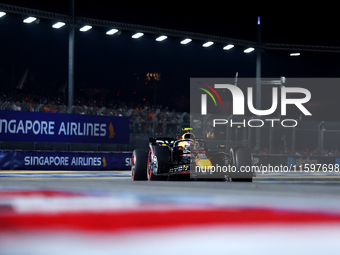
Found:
0,87 -> 186,135
1,88 -> 339,156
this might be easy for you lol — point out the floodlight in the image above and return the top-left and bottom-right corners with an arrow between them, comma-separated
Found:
106,28 -> 119,35
132,32 -> 144,38
79,25 -> 92,32
202,41 -> 214,47
23,17 -> 37,23
180,38 -> 192,44
223,44 -> 234,50
52,22 -> 65,29
244,47 -> 255,53
156,35 -> 167,41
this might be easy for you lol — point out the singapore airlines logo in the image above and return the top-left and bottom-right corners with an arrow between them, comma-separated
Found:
109,122 -> 115,138
197,82 -> 222,115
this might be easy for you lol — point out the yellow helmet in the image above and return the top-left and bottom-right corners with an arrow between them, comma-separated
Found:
182,133 -> 195,139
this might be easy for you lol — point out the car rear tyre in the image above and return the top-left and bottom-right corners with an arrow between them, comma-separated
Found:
131,149 -> 148,181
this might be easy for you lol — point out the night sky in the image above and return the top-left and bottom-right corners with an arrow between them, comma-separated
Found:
0,1 -> 340,120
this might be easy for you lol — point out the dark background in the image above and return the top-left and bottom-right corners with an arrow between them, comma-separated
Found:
0,1 -> 339,120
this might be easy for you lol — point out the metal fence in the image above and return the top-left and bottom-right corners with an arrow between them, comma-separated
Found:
190,113 -> 340,156
1,101 -> 339,155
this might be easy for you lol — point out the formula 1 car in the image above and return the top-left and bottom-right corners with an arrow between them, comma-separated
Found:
131,128 -> 254,182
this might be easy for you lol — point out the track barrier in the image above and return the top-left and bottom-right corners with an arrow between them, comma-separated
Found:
1,150 -> 340,171
0,150 -> 133,170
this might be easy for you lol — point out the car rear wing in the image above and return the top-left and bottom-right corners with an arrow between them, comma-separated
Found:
149,137 -> 176,145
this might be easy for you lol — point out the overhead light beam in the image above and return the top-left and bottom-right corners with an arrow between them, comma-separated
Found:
156,35 -> 167,41
52,22 -> 65,29
244,47 -> 255,53
132,32 -> 144,38
180,38 -> 192,44
79,25 -> 92,32
202,41 -> 214,47
106,28 -> 119,35
223,44 -> 234,50
0,12 -> 6,18
23,17 -> 37,23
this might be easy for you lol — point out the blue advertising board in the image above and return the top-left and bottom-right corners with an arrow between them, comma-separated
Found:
3,150 -> 340,171
0,110 -> 129,144
0,150 -> 133,170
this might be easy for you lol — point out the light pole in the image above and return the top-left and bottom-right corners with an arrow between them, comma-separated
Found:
255,16 -> 262,152
68,0 -> 75,112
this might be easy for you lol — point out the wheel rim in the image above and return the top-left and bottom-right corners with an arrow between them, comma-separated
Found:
147,152 -> 158,181
153,155 -> 158,173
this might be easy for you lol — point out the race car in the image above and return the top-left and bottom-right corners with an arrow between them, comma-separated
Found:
131,128 -> 254,182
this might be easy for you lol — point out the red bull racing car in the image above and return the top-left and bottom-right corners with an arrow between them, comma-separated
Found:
131,128 -> 254,182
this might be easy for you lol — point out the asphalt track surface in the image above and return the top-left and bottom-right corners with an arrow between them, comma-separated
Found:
1,170 -> 340,192
1,171 -> 340,211
1,171 -> 340,255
